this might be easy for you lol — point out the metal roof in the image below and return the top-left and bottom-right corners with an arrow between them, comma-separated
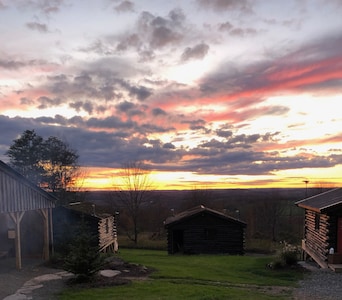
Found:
0,160 -> 56,213
295,187 -> 342,212
164,205 -> 246,227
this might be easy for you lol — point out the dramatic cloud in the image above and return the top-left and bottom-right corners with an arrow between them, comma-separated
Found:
114,1 -> 134,13
26,21 -> 48,33
1,1 -> 341,189
181,43 -> 210,61
197,0 -> 252,12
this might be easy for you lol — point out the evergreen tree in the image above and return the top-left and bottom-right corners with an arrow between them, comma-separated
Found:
64,218 -> 103,282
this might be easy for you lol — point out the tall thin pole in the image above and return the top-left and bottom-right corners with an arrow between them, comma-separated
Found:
303,180 -> 309,197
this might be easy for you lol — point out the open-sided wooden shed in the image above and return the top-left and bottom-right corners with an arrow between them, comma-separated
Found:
296,188 -> 342,269
0,160 -> 56,269
164,205 -> 246,255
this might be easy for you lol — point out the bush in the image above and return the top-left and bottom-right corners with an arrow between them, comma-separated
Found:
267,241 -> 300,269
280,241 -> 300,266
281,250 -> 298,266
63,218 -> 104,282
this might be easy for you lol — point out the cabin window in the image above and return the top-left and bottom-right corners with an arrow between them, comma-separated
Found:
204,228 -> 217,240
315,213 -> 320,231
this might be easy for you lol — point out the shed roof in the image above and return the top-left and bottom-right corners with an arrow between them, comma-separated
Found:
295,187 -> 342,213
164,205 -> 246,227
0,160 -> 56,213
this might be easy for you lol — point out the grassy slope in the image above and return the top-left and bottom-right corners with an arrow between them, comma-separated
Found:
59,249 -> 304,300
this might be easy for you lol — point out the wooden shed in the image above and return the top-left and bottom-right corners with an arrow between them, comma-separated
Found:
0,160 -> 56,269
164,205 -> 246,255
295,188 -> 342,270
53,203 -> 118,254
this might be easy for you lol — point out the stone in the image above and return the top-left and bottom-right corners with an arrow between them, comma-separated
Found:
99,269 -> 121,278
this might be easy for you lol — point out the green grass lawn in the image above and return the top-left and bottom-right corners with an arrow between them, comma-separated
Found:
58,249 -> 304,300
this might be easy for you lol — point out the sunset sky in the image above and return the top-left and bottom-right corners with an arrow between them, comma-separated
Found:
1,0 -> 342,190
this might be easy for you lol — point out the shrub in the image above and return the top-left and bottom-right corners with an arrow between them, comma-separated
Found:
281,250 -> 298,266
280,241 -> 300,266
63,218 -> 104,282
267,241 -> 300,269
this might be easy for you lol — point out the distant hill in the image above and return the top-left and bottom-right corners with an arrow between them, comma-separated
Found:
80,187 -> 325,211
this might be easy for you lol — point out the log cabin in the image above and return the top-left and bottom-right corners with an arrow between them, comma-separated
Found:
0,160 -> 56,269
164,205 -> 246,255
295,188 -> 342,270
53,203 -> 118,254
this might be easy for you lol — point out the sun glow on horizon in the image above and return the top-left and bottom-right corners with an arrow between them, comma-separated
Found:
77,166 -> 342,191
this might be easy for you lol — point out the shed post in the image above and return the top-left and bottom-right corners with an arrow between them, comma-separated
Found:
40,208 -> 50,260
9,211 -> 25,270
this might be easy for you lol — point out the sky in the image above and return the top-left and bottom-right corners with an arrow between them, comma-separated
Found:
1,0 -> 342,190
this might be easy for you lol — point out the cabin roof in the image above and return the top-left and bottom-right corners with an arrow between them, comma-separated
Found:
0,160 -> 56,213
295,187 -> 342,212
61,202 -> 112,219
164,205 -> 246,227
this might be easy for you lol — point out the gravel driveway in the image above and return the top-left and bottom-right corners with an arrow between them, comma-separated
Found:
293,267 -> 342,300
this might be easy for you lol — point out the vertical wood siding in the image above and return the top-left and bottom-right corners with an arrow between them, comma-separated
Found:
0,165 -> 55,213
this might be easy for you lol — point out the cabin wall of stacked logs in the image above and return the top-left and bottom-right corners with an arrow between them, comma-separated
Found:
305,210 -> 337,262
98,216 -> 117,252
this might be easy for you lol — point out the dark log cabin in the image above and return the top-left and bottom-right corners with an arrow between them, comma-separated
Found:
53,203 -> 118,254
296,188 -> 342,270
0,160 -> 56,269
164,205 -> 246,255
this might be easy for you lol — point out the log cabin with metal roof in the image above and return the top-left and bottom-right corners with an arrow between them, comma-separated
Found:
295,188 -> 342,271
164,205 -> 246,255
0,160 -> 56,269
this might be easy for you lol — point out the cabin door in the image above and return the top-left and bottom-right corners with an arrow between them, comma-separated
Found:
337,218 -> 342,253
172,230 -> 184,253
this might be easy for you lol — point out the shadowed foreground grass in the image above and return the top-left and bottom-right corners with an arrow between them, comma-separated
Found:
58,249 -> 304,300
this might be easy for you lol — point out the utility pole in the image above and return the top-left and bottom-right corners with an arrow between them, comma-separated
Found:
303,180 -> 309,197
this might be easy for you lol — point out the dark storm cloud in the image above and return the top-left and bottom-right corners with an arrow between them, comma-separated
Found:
87,116 -> 136,130
199,131 -> 279,150
26,21 -> 48,33
114,1 -> 134,13
15,0 -> 65,15
177,149 -> 342,176
37,96 -> 62,109
197,0 -> 252,13
152,108 -> 167,116
129,85 -> 152,101
216,128 -> 233,138
181,43 -> 210,61
116,101 -> 135,112
1,114 -> 341,176
229,27 -> 257,37
20,97 -> 34,105
163,142 -> 175,149
0,60 -> 25,69
218,21 -> 233,32
115,8 -> 187,60
42,66 -> 152,109
116,34 -> 141,52
69,101 -> 94,114
0,58 -> 53,70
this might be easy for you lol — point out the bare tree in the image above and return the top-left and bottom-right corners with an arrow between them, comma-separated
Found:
113,161 -> 154,244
